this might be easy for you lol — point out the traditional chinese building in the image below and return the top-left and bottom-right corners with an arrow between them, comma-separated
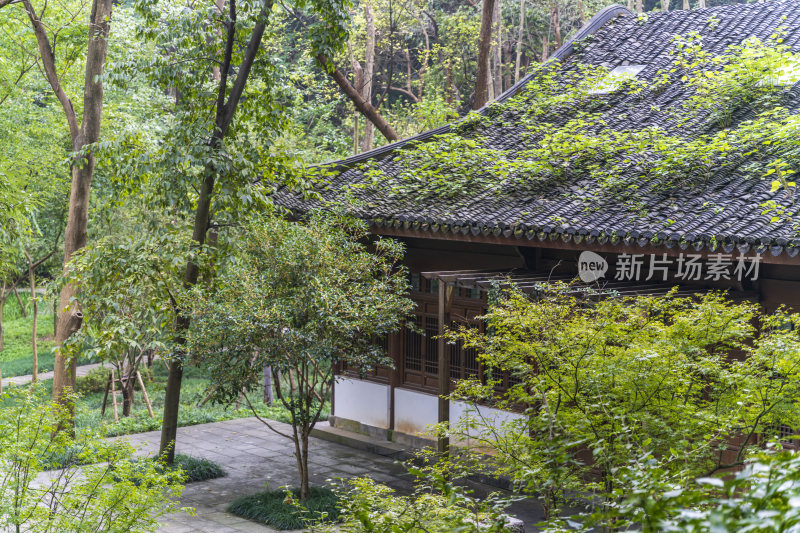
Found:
276,1 -> 800,446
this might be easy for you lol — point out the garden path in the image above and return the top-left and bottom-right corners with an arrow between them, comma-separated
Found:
1,362 -> 104,388
117,418 -> 542,533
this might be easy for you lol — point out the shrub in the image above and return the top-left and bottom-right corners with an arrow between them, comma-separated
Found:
75,366 -> 111,395
165,454 -> 225,483
228,487 -> 340,530
0,388 -> 184,532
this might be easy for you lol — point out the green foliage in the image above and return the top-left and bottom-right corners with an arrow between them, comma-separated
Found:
76,366 -> 113,395
126,454 -> 225,485
542,445 -> 800,532
168,454 -> 226,483
448,285 -> 800,521
0,388 -> 185,532
228,487 -> 340,530
189,210 -> 414,407
321,453 -> 517,533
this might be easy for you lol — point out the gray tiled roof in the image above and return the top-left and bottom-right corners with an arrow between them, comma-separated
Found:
276,1 -> 800,258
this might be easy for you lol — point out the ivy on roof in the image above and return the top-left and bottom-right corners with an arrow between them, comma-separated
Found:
329,29 -> 800,232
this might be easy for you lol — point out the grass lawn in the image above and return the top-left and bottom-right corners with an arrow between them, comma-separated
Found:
73,364 -> 329,437
1,294 -> 92,377
2,292 -> 329,438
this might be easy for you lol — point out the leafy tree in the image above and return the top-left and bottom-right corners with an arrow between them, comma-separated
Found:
188,211 -> 414,500
0,388 -> 184,532
59,230 -> 191,416
0,0 -> 116,403
447,285 -> 800,521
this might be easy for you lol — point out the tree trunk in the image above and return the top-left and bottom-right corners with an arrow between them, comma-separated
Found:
698,0 -> 705,7
13,286 -> 26,318
578,0 -> 586,23
160,0 -> 273,465
318,54 -> 399,142
0,281 -> 6,353
360,1 -> 375,153
18,0 -> 116,404
683,0 -> 689,9
474,0 -> 496,109
121,378 -> 134,417
636,0 -> 643,14
552,2 -> 562,48
661,0 -> 669,11
24,250 -> 37,383
515,0 -> 525,83
300,431 -> 310,500
491,0 -> 502,98
263,365 -> 273,405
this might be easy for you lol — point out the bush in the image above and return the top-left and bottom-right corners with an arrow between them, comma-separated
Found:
228,487 -> 340,530
75,365 -> 154,396
76,366 -> 111,395
0,388 -> 184,532
167,454 -> 225,483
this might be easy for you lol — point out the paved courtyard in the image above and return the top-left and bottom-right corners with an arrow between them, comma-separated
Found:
118,418 -> 540,532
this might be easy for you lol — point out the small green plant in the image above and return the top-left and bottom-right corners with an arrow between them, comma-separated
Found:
75,366 -> 111,395
228,486 -> 340,530
0,387 -> 185,531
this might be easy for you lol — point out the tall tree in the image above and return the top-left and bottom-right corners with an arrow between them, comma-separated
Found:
474,0 -> 496,109
0,0 -> 115,403
361,1 -> 376,152
125,0 -> 352,464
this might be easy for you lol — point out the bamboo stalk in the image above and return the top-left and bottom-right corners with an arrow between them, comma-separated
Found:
110,369 -> 119,422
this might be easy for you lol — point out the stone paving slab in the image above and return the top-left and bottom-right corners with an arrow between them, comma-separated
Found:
116,417 -> 541,532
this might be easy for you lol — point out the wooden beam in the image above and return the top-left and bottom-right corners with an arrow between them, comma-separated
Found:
437,279 -> 450,456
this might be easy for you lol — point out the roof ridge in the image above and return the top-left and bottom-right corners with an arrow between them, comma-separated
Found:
319,4 -> 633,171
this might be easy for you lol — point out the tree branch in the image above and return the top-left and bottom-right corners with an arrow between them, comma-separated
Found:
317,54 -> 399,142
21,0 -> 79,141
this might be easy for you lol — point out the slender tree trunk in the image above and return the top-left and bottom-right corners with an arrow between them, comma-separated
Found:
17,0 -> 116,404
360,1 -> 375,153
661,0 -> 669,11
24,250 -> 37,383
515,0 -> 525,83
13,286 -> 26,318
491,0 -> 502,98
160,0 -> 273,464
552,2 -> 562,48
474,0 -> 496,109
0,281 -> 6,352
683,0 -> 690,9
301,431 -> 310,500
578,0 -> 586,23
698,0 -> 705,7
263,365 -> 273,405
636,0 -> 643,14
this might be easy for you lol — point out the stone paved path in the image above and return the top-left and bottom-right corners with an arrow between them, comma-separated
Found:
2,362 -> 104,388
118,418 -> 540,532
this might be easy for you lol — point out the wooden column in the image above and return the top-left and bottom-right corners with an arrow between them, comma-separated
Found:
389,331 -> 402,433
437,279 -> 450,455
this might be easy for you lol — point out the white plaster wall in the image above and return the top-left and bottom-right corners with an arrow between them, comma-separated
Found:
394,388 -> 439,436
450,400 -> 526,438
334,377 -> 391,429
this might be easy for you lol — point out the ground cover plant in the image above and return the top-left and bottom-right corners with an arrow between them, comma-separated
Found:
228,487 -> 341,530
